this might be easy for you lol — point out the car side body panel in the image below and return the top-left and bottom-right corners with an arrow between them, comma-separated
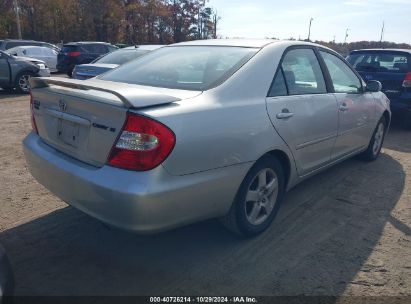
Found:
22,40 -> 390,233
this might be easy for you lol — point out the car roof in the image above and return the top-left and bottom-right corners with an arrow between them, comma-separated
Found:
171,39 -> 278,48
9,45 -> 51,49
350,48 -> 411,54
123,45 -> 163,51
169,39 -> 336,52
2,39 -> 38,42
64,41 -> 114,45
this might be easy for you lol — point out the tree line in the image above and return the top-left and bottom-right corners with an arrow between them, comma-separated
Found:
0,0 -> 219,45
1,0 -> 410,53
314,40 -> 411,56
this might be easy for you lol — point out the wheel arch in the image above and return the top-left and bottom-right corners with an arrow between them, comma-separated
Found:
265,149 -> 292,188
382,110 -> 391,127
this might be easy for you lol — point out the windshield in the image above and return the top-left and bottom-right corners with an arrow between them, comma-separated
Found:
347,52 -> 410,73
95,49 -> 149,65
100,46 -> 259,91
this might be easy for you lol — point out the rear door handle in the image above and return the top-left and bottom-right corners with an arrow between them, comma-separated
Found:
276,112 -> 295,119
339,103 -> 348,112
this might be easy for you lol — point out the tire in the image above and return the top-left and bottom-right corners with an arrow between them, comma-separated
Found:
67,68 -> 73,77
220,155 -> 286,237
359,117 -> 387,161
14,71 -> 33,94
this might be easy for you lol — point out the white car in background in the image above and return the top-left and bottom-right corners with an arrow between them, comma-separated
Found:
6,46 -> 58,72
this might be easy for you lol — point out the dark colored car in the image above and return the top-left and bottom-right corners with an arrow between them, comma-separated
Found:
0,50 -> 50,93
0,244 -> 14,301
0,39 -> 59,52
57,42 -> 118,77
72,45 -> 162,80
347,49 -> 411,129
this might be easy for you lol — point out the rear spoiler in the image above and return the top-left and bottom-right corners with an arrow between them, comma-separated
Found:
29,77 -> 181,109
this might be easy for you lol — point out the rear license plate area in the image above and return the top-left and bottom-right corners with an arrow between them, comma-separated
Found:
57,119 -> 80,148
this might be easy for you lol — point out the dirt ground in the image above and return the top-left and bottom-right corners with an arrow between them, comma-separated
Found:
0,90 -> 410,299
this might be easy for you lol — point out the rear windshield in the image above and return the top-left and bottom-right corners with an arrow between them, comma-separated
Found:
347,51 -> 410,73
95,49 -> 149,65
61,45 -> 80,53
99,46 -> 259,91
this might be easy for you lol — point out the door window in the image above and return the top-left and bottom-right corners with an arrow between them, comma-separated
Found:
320,50 -> 362,93
281,48 -> 327,95
92,44 -> 109,54
268,69 -> 288,97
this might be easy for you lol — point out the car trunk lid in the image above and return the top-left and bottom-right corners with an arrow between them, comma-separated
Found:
74,63 -> 118,79
29,77 -> 201,167
357,70 -> 407,99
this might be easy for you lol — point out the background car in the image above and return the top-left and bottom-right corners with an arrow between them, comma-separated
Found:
347,49 -> 411,129
0,39 -> 59,52
0,50 -> 50,93
0,244 -> 14,301
72,45 -> 162,80
6,45 -> 58,72
57,42 -> 118,77
24,40 -> 390,237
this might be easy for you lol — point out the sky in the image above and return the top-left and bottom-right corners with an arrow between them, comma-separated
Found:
207,0 -> 411,44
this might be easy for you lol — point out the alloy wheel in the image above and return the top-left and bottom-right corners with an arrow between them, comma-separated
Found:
244,168 -> 279,226
18,74 -> 31,92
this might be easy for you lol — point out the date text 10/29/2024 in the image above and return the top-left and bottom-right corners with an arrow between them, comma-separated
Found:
150,297 -> 257,303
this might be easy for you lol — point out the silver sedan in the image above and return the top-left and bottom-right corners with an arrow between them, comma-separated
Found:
23,40 -> 390,236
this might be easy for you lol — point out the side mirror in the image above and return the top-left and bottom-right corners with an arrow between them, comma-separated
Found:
366,80 -> 382,92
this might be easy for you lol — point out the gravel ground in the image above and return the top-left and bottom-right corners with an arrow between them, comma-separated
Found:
0,90 -> 410,299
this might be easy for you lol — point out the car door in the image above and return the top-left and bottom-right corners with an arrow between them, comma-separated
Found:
39,47 -> 57,70
266,47 -> 339,176
0,52 -> 11,87
319,50 -> 375,159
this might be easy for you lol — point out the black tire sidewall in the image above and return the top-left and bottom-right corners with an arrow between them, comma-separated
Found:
234,156 -> 285,236
363,117 -> 387,161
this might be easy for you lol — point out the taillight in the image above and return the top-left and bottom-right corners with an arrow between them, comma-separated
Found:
107,113 -> 175,171
403,73 -> 411,88
67,51 -> 81,57
29,90 -> 38,134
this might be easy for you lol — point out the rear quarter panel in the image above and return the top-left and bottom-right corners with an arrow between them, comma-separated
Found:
139,42 -> 297,179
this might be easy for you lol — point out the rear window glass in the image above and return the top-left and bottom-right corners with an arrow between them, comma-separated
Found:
61,45 -> 79,53
100,46 -> 258,91
82,44 -> 108,53
347,52 -> 410,73
96,49 -> 149,65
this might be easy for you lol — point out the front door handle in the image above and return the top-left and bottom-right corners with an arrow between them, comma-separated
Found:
339,103 -> 348,112
276,111 -> 295,119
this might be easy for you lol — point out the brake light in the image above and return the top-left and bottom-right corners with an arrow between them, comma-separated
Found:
67,51 -> 81,57
107,113 -> 175,171
29,90 -> 38,134
403,73 -> 411,88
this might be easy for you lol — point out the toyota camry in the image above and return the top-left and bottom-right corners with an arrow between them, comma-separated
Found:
23,40 -> 390,236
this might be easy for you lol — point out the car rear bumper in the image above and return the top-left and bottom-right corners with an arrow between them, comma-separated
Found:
37,68 -> 51,77
56,60 -> 74,73
23,132 -> 250,233
388,96 -> 411,116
